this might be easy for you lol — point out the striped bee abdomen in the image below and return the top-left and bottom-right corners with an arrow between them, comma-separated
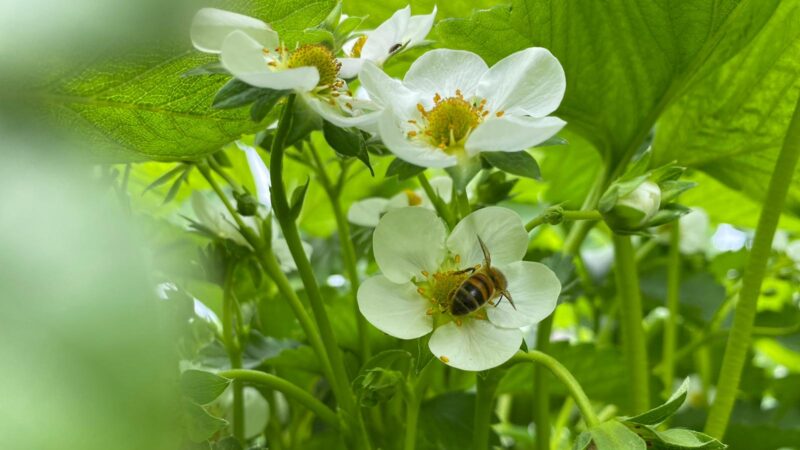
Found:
450,272 -> 496,316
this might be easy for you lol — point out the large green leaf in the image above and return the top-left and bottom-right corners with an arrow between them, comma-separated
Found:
653,1 -> 800,217
16,0 -> 335,162
437,0 -> 781,164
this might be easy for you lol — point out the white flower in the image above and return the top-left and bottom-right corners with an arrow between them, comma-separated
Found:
357,207 -> 561,371
785,240 -> 800,268
190,143 -> 310,272
677,208 -> 710,254
359,48 -> 566,168
190,8 -> 379,129
604,180 -> 661,231
347,176 -> 452,227
338,5 -> 437,78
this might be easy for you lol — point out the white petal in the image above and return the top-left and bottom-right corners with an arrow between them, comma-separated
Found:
236,142 -> 271,209
404,6 -> 437,47
465,116 -> 566,155
221,31 -> 319,91
357,275 -> 433,339
301,94 -> 381,129
404,49 -> 489,102
477,47 -> 566,117
338,57 -> 364,79
373,207 -> 447,283
347,197 -> 390,227
428,320 -> 522,371
361,6 -> 411,64
359,62 -> 418,115
427,176 -> 453,203
447,206 -> 528,268
190,8 -> 278,53
378,111 -> 458,168
486,261 -> 560,329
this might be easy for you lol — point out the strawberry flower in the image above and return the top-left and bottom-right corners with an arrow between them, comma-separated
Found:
357,206 -> 561,371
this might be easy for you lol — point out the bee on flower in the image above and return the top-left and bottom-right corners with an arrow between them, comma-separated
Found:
357,206 -> 561,371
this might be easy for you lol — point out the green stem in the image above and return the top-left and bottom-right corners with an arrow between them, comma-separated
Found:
473,374 -> 499,450
404,395 -> 421,450
551,397 -> 574,450
268,95 -> 368,448
511,351 -> 599,428
223,269 -> 245,443
455,187 -> 471,219
525,209 -> 603,232
417,173 -> 455,227
704,94 -> 800,439
662,223 -> 681,399
307,142 -> 370,362
219,369 -> 340,427
612,234 -> 650,413
197,163 -> 338,409
534,319 -> 553,450
208,156 -> 243,192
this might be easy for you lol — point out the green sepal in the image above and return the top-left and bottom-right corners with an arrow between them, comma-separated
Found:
250,89 -> 287,122
289,177 -> 311,219
180,369 -> 231,405
386,158 -> 425,180
446,157 -> 482,191
481,151 -> 541,180
183,400 -> 228,443
625,378 -> 689,425
234,191 -> 258,216
322,120 -> 374,175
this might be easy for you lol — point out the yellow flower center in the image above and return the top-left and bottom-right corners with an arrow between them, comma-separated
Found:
287,44 -> 341,87
350,35 -> 367,58
404,189 -> 423,206
409,90 -> 490,151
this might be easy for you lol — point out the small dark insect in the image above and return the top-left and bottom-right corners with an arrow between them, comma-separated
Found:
449,236 -> 516,316
388,43 -> 403,54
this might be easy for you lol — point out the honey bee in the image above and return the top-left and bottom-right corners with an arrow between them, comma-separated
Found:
449,236 -> 516,316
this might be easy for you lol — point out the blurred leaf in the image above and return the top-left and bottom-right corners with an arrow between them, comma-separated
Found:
386,158 -> 425,180
482,151 -> 541,180
180,370 -> 231,405
438,0 -> 781,163
183,401 -> 227,443
653,1 -> 800,217
417,392 -> 478,450
725,423 -> 800,450
17,0 -> 335,162
213,437 -> 243,450
322,121 -> 373,174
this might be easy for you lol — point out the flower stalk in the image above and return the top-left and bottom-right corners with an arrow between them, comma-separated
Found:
417,173 -> 456,227
662,223 -> 681,399
219,369 -> 340,427
473,374 -> 500,450
704,94 -> 800,439
511,351 -> 599,428
612,234 -> 650,413
269,95 -> 369,448
307,140 -> 371,362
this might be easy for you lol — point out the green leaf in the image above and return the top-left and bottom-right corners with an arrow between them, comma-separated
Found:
416,393 -> 479,450
386,158 -> 425,180
14,0 -> 336,162
322,121 -> 374,174
628,425 -> 727,450
214,437 -> 243,450
438,0 -> 782,164
588,421 -> 646,450
180,370 -> 231,405
482,151 -> 541,180
183,400 -> 228,443
142,164 -> 185,194
213,79 -> 268,110
290,177 -> 311,219
653,1 -> 800,217
626,378 -> 690,425
163,165 -> 192,205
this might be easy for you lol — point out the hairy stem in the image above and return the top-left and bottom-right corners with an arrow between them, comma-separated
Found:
705,94 -> 800,439
474,374 -> 499,450
417,172 -> 456,227
525,209 -> 603,232
307,141 -> 370,362
219,369 -> 340,427
268,95 -> 368,448
512,351 -> 599,428
662,223 -> 681,399
222,269 -> 245,443
613,234 -> 650,413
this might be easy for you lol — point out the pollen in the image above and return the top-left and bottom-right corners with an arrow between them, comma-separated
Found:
496,111 -> 505,117
411,90 -> 487,150
287,44 -> 341,87
350,35 -> 367,58
439,355 -> 450,363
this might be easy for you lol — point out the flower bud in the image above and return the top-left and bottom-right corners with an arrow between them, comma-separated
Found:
603,181 -> 661,232
235,192 -> 259,217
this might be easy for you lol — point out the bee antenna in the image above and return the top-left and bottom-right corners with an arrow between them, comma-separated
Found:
502,290 -> 517,310
476,235 -> 491,266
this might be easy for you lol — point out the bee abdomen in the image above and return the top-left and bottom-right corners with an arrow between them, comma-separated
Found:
450,273 -> 495,316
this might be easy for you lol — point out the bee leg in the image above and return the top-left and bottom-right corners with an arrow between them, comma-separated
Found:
502,290 -> 517,310
453,265 -> 477,275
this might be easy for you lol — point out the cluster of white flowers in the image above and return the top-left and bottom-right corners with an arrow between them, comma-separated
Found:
190,5 -> 566,168
190,5 -> 568,371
